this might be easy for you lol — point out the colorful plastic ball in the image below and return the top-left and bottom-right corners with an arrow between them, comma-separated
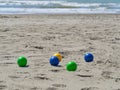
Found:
66,61 -> 77,71
84,53 -> 94,62
50,56 -> 59,66
53,53 -> 62,62
17,56 -> 27,67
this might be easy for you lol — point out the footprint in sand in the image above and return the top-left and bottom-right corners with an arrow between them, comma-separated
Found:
32,46 -> 44,50
115,78 -> 120,82
42,36 -> 55,40
9,76 -> 20,79
76,74 -> 93,78
59,50 -> 81,57
9,75 -> 21,81
46,87 -> 57,90
30,87 -> 42,90
115,37 -> 120,40
34,74 -> 50,80
9,72 -> 31,81
101,71 -> 113,79
4,62 -> 15,65
81,87 -> 99,90
52,84 -> 66,88
96,60 -> 104,64
0,15 -> 19,18
0,15 -> 9,18
50,69 -> 60,73
34,76 -> 50,80
0,85 -> 7,90
0,81 -> 4,83
59,51 -> 71,57
0,81 -> 6,90
1,28 -> 10,32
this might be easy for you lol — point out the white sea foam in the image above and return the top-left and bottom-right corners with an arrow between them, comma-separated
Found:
0,0 -> 120,14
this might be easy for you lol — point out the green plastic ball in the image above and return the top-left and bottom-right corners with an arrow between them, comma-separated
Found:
17,56 -> 27,67
66,61 -> 77,71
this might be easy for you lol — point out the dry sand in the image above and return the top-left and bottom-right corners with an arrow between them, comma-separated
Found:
0,14 -> 120,90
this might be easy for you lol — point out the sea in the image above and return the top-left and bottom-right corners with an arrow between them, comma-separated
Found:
0,0 -> 120,14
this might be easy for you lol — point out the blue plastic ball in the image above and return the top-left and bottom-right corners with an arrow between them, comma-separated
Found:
50,56 -> 59,66
84,53 -> 94,62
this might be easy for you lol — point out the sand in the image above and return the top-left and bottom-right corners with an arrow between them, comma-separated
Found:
0,14 -> 120,90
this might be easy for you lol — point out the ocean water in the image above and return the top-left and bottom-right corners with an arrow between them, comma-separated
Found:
0,0 -> 120,14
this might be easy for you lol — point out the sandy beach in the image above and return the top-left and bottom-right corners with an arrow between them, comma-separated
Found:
0,14 -> 120,90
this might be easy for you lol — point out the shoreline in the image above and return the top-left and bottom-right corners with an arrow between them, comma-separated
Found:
0,13 -> 120,18
0,13 -> 120,15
